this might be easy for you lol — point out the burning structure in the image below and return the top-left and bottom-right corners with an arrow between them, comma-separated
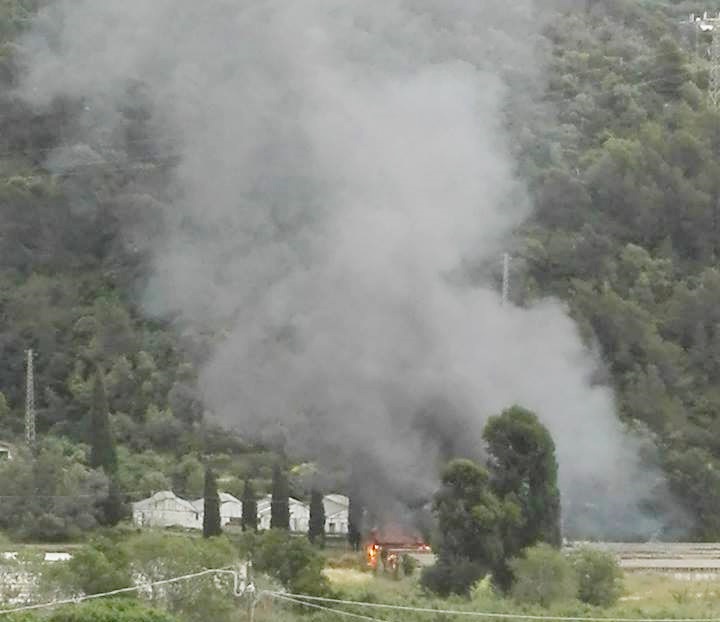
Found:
365,523 -> 431,573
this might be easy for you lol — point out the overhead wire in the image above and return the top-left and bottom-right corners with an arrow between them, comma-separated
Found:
0,566 -> 243,617
267,592 -> 720,622
267,591 -> 388,622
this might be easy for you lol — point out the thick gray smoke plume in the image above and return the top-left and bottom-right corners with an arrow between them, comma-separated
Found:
17,0 -> 680,537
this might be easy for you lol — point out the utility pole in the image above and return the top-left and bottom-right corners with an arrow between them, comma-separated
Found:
710,14 -> 720,108
501,253 -> 511,307
25,349 -> 36,450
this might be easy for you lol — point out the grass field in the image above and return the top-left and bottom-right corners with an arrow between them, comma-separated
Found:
259,550 -> 720,622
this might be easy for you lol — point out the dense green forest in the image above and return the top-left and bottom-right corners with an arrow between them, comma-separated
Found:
2,0 -> 720,540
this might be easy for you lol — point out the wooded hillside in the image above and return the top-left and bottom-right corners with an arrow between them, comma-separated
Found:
0,0 -> 720,539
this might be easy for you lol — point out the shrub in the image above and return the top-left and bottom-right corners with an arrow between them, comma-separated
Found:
251,530 -> 331,596
325,553 -> 365,571
42,538 -> 132,598
420,557 -> 487,597
509,544 -> 577,607
401,554 -> 418,577
570,547 -> 624,607
47,599 -> 178,622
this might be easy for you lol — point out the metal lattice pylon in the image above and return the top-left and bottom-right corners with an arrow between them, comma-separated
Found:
25,349 -> 36,448
501,253 -> 511,307
710,21 -> 720,108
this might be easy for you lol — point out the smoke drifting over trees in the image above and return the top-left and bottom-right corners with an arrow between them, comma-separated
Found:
14,0 -> 683,537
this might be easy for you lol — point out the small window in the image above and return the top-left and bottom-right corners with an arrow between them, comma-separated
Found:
329,523 -> 336,533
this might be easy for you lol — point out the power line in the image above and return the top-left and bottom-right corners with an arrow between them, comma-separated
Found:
267,592 -> 720,622
268,592 -> 386,622
0,566 -> 247,616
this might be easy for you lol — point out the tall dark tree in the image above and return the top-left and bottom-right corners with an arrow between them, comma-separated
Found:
270,463 -> 290,530
202,466 -> 222,538
88,364 -> 117,474
483,405 -> 561,555
88,364 -> 125,526
308,489 -> 325,546
241,477 -> 258,532
421,459 -> 507,596
347,493 -> 363,552
100,477 -> 128,527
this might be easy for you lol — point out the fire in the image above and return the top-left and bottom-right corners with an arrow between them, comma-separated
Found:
366,543 -> 379,568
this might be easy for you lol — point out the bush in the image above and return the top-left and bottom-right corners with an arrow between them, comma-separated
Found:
251,530 -> 331,596
570,547 -> 624,607
325,552 -> 365,571
420,557 -> 487,597
509,544 -> 577,607
401,554 -> 418,577
42,538 -> 131,598
52,600 -> 175,622
37,599 -> 178,622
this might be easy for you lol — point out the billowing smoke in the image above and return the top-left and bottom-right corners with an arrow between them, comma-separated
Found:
16,0 -> 684,537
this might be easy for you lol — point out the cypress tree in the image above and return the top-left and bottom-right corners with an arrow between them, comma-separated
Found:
88,364 -> 125,526
308,489 -> 325,546
203,466 -> 222,538
241,477 -> 258,532
348,494 -> 363,551
101,477 -> 128,527
270,463 -> 290,530
89,364 -> 117,474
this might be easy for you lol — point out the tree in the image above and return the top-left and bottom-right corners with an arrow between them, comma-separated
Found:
308,489 -> 325,546
483,406 -> 561,552
241,477 -> 257,532
123,532 -> 238,622
0,442 -> 107,541
421,459 -> 507,596
510,544 -> 577,608
251,529 -> 330,596
202,467 -> 221,538
270,463 -> 289,530
347,493 -> 363,552
100,477 -> 128,527
570,547 -> 624,607
88,365 -> 117,474
42,537 -> 131,597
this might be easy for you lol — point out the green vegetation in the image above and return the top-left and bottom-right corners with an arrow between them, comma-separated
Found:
347,493 -> 362,552
241,529 -> 331,596
202,467 -> 221,539
12,599 -> 179,622
422,408 -> 560,595
570,546 -> 625,607
88,364 -> 117,476
270,463 -> 290,531
308,489 -> 325,546
241,477 -> 257,532
2,1 -> 720,620
510,544 -> 578,607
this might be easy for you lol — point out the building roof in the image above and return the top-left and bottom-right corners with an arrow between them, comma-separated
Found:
133,490 -> 198,513
324,494 -> 349,507
219,492 -> 242,504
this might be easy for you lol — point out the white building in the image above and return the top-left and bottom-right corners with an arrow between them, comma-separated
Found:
323,494 -> 349,535
191,492 -> 243,527
257,495 -> 310,532
132,491 -> 201,530
0,442 -> 13,460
